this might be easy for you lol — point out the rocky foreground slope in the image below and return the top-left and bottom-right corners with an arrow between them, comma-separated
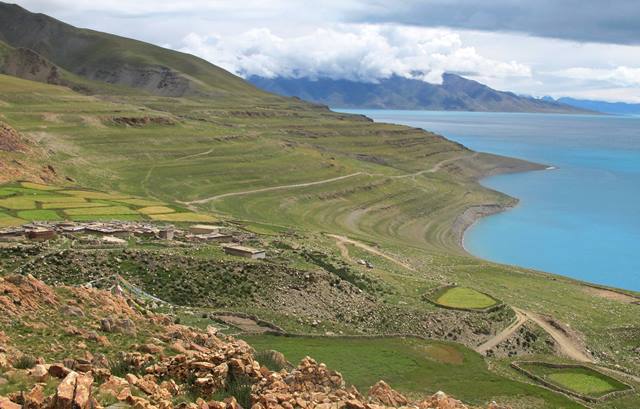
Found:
0,274 -> 507,409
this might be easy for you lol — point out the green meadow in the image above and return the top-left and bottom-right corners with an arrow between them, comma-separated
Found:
243,335 -> 584,409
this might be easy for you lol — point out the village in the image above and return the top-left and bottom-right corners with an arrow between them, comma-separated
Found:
0,221 -> 267,259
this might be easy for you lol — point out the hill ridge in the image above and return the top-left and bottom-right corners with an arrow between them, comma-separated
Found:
248,73 -> 590,113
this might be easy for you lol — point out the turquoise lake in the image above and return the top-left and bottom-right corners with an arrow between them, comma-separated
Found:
337,109 -> 640,292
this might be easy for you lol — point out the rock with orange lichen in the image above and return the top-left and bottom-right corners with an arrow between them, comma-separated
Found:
368,381 -> 408,407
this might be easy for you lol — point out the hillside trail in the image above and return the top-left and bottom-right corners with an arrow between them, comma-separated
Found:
475,309 -> 528,354
185,152 -> 476,205
186,172 -> 363,204
328,234 -> 416,272
175,148 -> 215,161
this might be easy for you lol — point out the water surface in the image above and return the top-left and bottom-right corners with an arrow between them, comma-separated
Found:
337,109 -> 640,291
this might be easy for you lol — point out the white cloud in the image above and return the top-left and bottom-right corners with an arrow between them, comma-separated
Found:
551,66 -> 640,87
177,24 -> 532,84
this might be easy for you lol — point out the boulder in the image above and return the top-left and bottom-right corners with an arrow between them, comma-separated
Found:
54,371 -> 94,409
416,391 -> 469,409
48,364 -> 71,379
368,381 -> 408,407
24,384 -> 45,409
29,364 -> 49,381
0,354 -> 10,370
0,397 -> 20,409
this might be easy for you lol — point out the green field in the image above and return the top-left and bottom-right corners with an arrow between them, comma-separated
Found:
433,287 -> 499,310
519,363 -> 631,398
16,209 -> 61,221
0,181 -> 214,225
242,335 -> 583,408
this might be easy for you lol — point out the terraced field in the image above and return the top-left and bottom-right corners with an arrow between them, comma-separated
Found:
0,181 -> 213,226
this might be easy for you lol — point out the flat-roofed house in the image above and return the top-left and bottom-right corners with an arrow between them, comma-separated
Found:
222,244 -> 266,259
158,228 -> 175,240
26,227 -> 56,241
190,232 -> 232,242
189,224 -> 219,235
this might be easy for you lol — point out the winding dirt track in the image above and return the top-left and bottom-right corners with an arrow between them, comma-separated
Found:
185,152 -> 477,205
475,309 -> 528,354
514,307 -> 593,363
328,234 -> 416,272
187,172 -> 363,204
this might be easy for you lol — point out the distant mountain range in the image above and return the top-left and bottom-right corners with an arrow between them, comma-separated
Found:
248,74 -> 590,114
546,97 -> 640,115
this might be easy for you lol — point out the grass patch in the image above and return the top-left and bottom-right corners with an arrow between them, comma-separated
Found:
241,335 -> 583,408
433,287 -> 499,310
0,212 -> 25,227
518,363 -> 631,398
16,209 -> 62,221
64,206 -> 138,216
33,196 -> 87,203
42,202 -> 108,209
0,196 -> 36,209
59,190 -> 131,200
69,214 -> 144,222
149,213 -> 215,222
0,188 -> 16,197
138,206 -> 175,215
115,198 -> 165,206
20,182 -> 61,191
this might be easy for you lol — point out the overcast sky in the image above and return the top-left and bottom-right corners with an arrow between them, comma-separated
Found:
12,0 -> 640,102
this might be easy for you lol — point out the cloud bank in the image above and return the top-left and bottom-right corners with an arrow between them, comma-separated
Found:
354,0 -> 640,45
178,25 -> 531,84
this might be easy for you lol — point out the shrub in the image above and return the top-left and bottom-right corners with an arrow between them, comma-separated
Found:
13,355 -> 37,369
211,373 -> 254,408
254,350 -> 287,372
109,357 -> 134,377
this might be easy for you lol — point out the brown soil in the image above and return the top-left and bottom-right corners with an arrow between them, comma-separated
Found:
582,286 -> 640,304
214,314 -> 273,334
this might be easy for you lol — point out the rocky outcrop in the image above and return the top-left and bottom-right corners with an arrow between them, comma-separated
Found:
0,121 -> 25,152
0,275 -> 507,409
1,48 -> 61,85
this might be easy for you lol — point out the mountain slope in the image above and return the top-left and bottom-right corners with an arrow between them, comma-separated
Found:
0,2 -> 266,98
249,74 -> 589,113
556,97 -> 640,115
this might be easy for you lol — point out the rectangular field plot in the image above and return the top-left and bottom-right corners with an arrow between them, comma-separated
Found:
42,202 -> 109,209
69,214 -> 144,222
0,212 -> 25,227
149,213 -> 215,222
115,198 -> 165,207
0,196 -> 36,210
63,206 -> 139,216
16,210 -> 62,221
517,363 -> 632,399
138,206 -> 175,215
58,190 -> 131,200
20,182 -> 61,191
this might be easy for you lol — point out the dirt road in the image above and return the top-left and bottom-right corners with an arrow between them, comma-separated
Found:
514,307 -> 592,363
476,309 -> 528,355
187,172 -> 363,204
328,234 -> 416,272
